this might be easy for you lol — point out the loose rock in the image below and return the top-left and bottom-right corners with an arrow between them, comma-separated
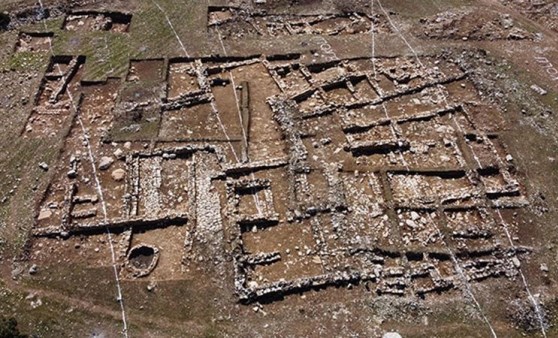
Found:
384,332 -> 402,338
99,156 -> 114,170
111,168 -> 126,181
38,209 -> 52,221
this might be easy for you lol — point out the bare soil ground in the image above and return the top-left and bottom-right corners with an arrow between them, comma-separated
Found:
0,0 -> 557,337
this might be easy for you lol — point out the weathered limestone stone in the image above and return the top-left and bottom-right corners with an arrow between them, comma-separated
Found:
383,333 -> 402,338
111,168 -> 126,181
99,156 -> 114,170
38,209 -> 52,221
114,148 -> 124,158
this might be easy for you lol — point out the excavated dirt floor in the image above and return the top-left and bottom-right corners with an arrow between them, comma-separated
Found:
0,0 -> 558,337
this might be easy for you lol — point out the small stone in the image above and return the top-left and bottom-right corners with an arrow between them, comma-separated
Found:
512,257 -> 521,268
111,169 -> 126,181
508,27 -> 529,40
505,154 -> 513,162
30,298 -> 43,309
530,85 -> 547,96
410,211 -> 420,221
38,162 -> 49,171
405,219 -> 418,229
28,264 -> 38,275
248,281 -> 258,288
320,138 -> 331,146
124,142 -> 132,149
99,156 -> 114,170
312,256 -> 322,264
38,209 -> 52,221
162,153 -> 177,160
67,170 -> 77,179
540,263 -> 549,272
383,333 -> 402,338
113,148 -> 124,158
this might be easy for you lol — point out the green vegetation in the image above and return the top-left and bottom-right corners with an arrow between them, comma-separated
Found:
4,51 -> 48,72
0,317 -> 26,338
3,0 -> 208,81
23,17 -> 64,33
386,0 -> 474,18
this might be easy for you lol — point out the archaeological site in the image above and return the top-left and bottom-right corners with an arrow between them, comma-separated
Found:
0,0 -> 557,337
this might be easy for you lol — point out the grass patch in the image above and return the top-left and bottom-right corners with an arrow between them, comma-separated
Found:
0,279 -> 123,337
21,17 -> 64,33
0,136 -> 60,257
4,51 -> 48,72
382,0 -> 475,18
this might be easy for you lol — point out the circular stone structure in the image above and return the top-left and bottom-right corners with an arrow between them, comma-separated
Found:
126,244 -> 159,278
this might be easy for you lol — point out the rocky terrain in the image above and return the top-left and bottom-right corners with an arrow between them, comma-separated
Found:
0,0 -> 557,337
